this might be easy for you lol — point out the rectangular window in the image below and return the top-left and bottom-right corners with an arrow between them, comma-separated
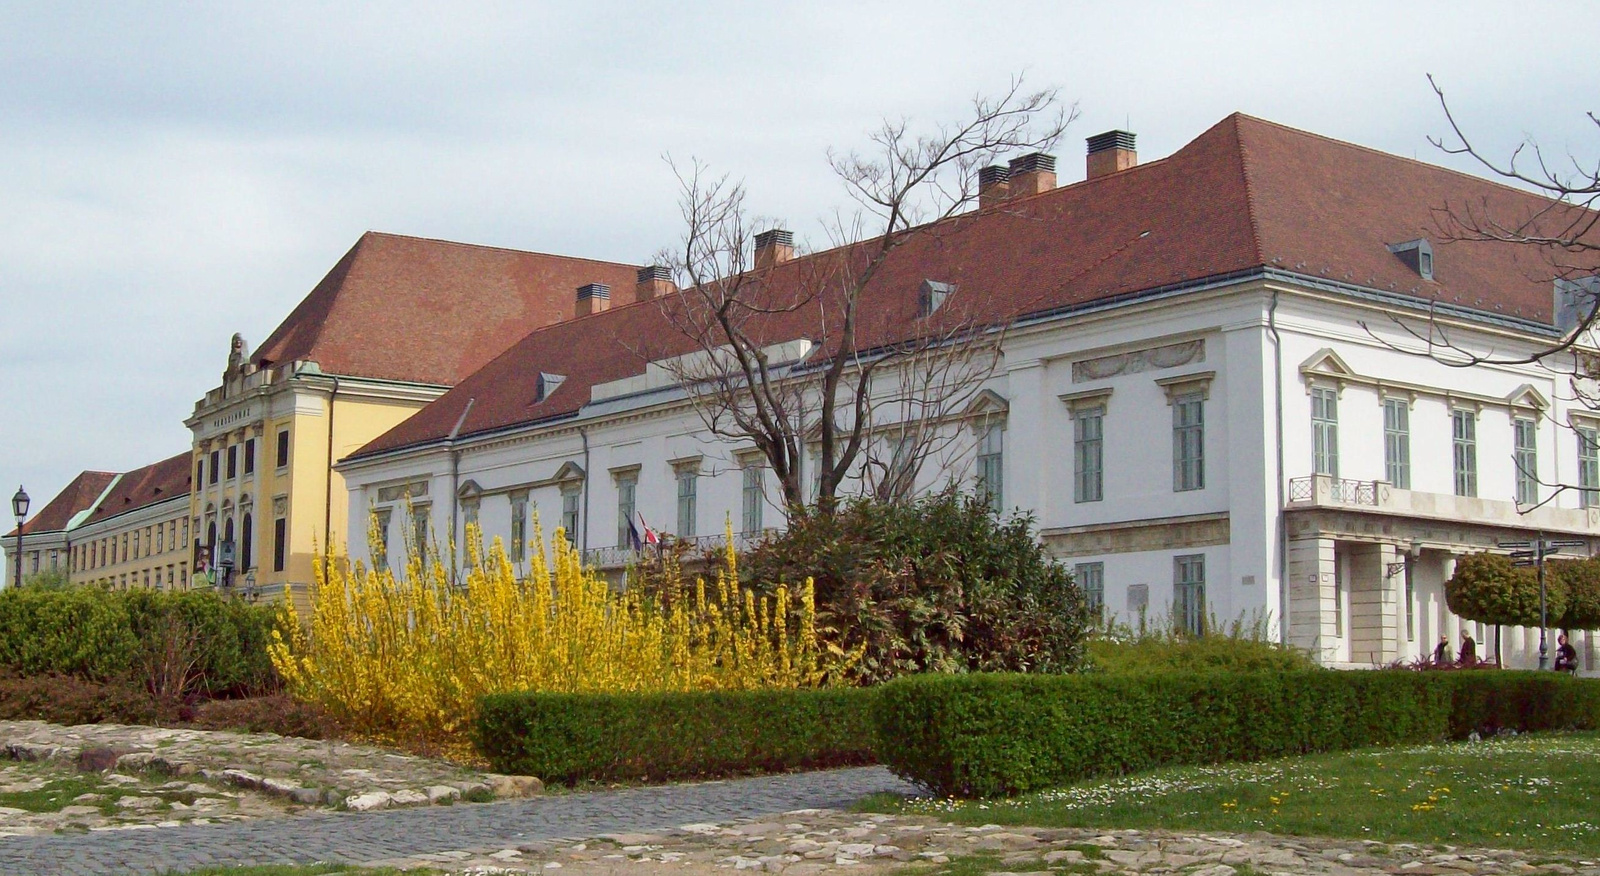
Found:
1383,397 -> 1411,488
741,463 -> 764,534
1514,417 -> 1538,505
227,444 -> 238,480
510,496 -> 528,563
1075,562 -> 1105,616
1173,394 -> 1205,492
155,526 -> 164,554
676,465 -> 698,538
209,450 -> 220,485
272,517 -> 287,572
276,430 -> 290,469
1073,406 -> 1104,503
976,423 -> 1004,512
1404,565 -> 1415,643
1580,427 -> 1600,509
132,530 -> 140,558
560,487 -> 580,546
1174,554 -> 1206,636
411,506 -> 429,563
462,502 -> 479,570
1311,387 -> 1339,477
243,438 -> 255,475
1452,409 -> 1478,497
616,474 -> 638,547
196,459 -> 204,487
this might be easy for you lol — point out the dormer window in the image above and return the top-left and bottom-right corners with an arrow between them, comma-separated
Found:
535,372 -> 566,403
1387,238 -> 1435,281
920,280 -> 954,316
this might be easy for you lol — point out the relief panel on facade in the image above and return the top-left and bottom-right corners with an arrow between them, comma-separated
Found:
1071,339 -> 1205,383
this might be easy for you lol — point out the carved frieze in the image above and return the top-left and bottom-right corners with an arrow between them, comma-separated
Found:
1072,339 -> 1205,383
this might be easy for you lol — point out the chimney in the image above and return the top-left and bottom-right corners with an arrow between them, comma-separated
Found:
1086,130 -> 1137,180
753,229 -> 794,269
1006,153 -> 1057,197
575,282 -> 611,317
635,265 -> 676,302
978,165 -> 1011,209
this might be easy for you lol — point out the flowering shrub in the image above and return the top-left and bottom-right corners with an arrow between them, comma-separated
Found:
270,519 -> 839,751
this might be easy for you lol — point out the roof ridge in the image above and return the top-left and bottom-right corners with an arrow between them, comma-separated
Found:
1228,114 -> 1269,265
361,230 -> 640,269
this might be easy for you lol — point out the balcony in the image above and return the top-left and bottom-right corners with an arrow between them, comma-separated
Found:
1286,473 -> 1600,535
581,529 -> 776,570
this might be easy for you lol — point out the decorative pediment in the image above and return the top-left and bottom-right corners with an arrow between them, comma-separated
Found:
1058,387 -> 1113,414
961,389 -> 1010,420
457,479 -> 483,498
1505,384 -> 1550,412
1299,348 -> 1356,396
551,461 -> 586,483
1155,370 -> 1216,403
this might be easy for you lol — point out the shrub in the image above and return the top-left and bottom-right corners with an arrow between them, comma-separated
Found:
741,492 -> 1090,684
1446,552 -> 1567,629
1088,617 -> 1315,674
0,673 -> 178,726
1555,556 -> 1600,630
873,670 -> 1600,798
0,587 -> 278,697
191,693 -> 339,739
476,686 -> 877,783
273,519 -> 840,752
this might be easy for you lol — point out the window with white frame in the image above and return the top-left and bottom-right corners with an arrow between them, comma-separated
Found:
741,461 -> 764,534
1311,387 -> 1339,477
1452,409 -> 1478,497
1383,397 -> 1411,488
1074,406 -> 1104,503
560,485 -> 580,546
1579,426 -> 1600,509
509,494 -> 529,562
1174,554 -> 1206,636
462,500 -> 480,570
1514,416 -> 1538,505
975,423 -> 1004,512
1075,562 -> 1104,616
410,505 -> 429,565
1173,393 -> 1205,491
675,463 -> 698,538
372,508 -> 391,571
615,472 -> 638,548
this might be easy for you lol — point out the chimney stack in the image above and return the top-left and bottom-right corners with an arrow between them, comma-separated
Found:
1006,153 -> 1057,197
1086,130 -> 1137,180
978,165 -> 1011,208
635,265 -> 676,302
753,229 -> 794,269
575,282 -> 611,317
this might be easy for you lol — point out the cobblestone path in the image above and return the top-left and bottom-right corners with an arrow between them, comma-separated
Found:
0,766 -> 916,875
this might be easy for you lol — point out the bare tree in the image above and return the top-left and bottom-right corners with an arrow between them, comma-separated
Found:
651,78 -> 1073,516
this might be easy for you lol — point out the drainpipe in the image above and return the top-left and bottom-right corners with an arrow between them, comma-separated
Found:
447,398 -> 476,584
323,376 -> 341,565
579,427 -> 591,553
1269,290 -> 1288,646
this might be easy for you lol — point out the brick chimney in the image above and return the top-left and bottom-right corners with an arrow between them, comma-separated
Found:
575,282 -> 611,317
978,165 -> 1011,209
1086,130 -> 1137,180
1006,153 -> 1057,197
635,265 -> 676,302
753,229 -> 794,269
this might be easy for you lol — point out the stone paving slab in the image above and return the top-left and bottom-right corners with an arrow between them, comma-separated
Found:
0,766 -> 916,875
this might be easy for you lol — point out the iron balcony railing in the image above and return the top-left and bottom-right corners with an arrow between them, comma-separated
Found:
1287,475 -> 1384,507
581,529 -> 776,569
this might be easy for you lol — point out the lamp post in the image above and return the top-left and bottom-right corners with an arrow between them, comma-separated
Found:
11,486 -> 29,589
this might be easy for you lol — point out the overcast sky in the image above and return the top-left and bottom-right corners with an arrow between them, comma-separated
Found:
3,1 -> 1597,516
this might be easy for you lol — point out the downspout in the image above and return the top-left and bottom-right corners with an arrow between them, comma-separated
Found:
447,398 -> 476,584
579,427 -> 591,553
1268,290 -> 1288,646
324,376 -> 341,564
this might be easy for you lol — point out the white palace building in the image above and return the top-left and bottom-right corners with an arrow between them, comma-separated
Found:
336,114 -> 1600,671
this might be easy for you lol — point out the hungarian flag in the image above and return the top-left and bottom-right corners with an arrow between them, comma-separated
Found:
637,513 -> 660,546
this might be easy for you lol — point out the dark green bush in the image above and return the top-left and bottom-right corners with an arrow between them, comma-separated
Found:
1088,633 -> 1317,674
476,687 -> 878,783
0,587 -> 279,697
873,670 -> 1600,798
741,492 -> 1090,684
1446,552 -> 1567,629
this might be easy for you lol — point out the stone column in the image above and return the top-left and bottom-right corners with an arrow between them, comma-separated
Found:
1287,534 -> 1337,663
1348,543 -> 1399,666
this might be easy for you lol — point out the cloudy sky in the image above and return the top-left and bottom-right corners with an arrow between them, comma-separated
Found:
2,1 -> 1597,515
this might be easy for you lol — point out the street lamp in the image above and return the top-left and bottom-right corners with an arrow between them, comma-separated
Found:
11,486 -> 29,589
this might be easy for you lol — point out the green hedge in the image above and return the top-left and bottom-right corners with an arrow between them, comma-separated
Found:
0,587 -> 278,696
476,687 -> 878,783
875,670 -> 1600,797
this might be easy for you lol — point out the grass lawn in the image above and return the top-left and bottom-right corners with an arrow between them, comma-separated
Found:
864,732 -> 1600,856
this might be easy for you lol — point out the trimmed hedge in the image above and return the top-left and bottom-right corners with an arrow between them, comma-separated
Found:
876,671 -> 1600,797
476,687 -> 878,783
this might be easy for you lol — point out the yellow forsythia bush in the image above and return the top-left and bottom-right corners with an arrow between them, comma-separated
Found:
269,518 -> 836,750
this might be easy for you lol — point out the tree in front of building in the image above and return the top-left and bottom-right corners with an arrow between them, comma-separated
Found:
1445,551 -> 1568,634
651,77 -> 1074,515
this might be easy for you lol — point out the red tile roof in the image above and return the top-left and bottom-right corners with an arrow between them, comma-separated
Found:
352,113 -> 1600,460
251,231 -> 641,386
79,452 -> 193,527
9,471 -> 117,537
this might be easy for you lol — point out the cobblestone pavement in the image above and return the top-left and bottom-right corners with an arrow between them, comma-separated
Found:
1,720 -> 533,833
0,765 -> 915,875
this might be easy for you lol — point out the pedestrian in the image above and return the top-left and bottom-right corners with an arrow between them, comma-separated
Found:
1433,634 -> 1450,665
1554,633 -> 1579,674
1457,629 -> 1478,666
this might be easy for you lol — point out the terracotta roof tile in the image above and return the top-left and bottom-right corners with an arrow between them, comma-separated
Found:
79,452 -> 193,527
352,113 -> 1599,460
251,231 -> 641,386
9,471 -> 117,537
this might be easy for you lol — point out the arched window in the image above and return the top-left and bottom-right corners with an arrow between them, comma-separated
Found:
241,513 -> 253,571
207,520 -> 217,552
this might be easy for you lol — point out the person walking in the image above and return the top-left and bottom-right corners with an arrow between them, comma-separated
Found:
1457,630 -> 1478,666
1433,634 -> 1451,666
1555,633 -> 1579,674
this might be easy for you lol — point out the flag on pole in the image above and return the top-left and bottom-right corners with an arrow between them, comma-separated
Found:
638,512 -> 660,546
626,514 -> 643,551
